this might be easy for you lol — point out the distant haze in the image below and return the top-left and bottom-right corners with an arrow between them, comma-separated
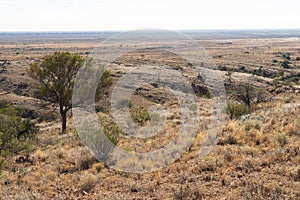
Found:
0,0 -> 299,31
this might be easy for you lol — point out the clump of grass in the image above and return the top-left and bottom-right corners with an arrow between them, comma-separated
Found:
243,120 -> 261,132
99,115 -> 120,145
173,185 -> 204,200
275,132 -> 289,147
78,156 -> 97,171
218,135 -> 238,145
197,156 -> 219,172
79,173 -> 98,193
224,149 -> 234,162
225,135 -> 238,145
91,162 -> 105,173
236,119 -> 262,145
285,118 -> 300,137
243,179 -> 288,200
130,107 -> 151,126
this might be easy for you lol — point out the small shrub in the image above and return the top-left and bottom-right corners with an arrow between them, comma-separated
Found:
226,103 -> 250,120
243,120 -> 261,132
224,135 -> 238,145
291,168 -> 300,181
91,162 -> 105,173
275,132 -> 288,147
224,149 -> 234,162
197,157 -> 218,172
100,115 -> 120,145
286,118 -> 300,137
123,147 -> 132,152
281,59 -> 290,69
0,100 -> 9,108
173,185 -> 204,200
79,173 -> 97,193
239,65 -> 246,71
0,104 -> 38,174
218,135 -> 238,145
78,156 -> 97,171
243,179 -> 287,200
130,107 -> 151,126
282,53 -> 291,60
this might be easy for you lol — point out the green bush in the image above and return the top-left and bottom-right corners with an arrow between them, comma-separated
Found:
130,107 -> 151,126
226,102 -> 250,120
0,103 -> 38,173
243,119 -> 261,132
100,115 -> 120,145
281,60 -> 290,69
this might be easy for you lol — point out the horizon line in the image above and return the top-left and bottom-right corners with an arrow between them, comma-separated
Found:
1,28 -> 300,33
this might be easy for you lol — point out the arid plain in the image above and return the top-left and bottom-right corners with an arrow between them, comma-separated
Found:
0,30 -> 300,199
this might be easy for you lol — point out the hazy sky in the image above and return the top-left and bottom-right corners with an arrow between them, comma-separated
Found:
0,0 -> 299,31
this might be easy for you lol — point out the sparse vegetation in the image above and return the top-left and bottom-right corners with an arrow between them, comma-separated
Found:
173,185 -> 204,200
0,59 -> 10,72
0,32 -> 300,199
242,179 -> 288,200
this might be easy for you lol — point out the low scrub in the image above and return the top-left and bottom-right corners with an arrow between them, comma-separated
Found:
0,101 -> 38,173
99,115 -> 120,145
130,107 -> 151,126
226,102 -> 250,120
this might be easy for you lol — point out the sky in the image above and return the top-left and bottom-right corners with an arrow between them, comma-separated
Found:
0,0 -> 299,31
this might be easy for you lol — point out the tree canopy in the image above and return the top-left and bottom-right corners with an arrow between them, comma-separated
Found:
29,52 -> 113,134
29,52 -> 83,134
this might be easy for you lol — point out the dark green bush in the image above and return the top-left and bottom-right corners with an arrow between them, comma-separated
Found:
281,60 -> 290,69
0,103 -> 38,173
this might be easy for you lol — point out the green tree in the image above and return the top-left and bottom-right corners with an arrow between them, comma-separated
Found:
236,81 -> 255,108
29,52 -> 113,134
234,80 -> 267,109
29,52 -> 83,134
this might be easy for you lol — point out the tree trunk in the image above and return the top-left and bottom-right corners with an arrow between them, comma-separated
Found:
60,107 -> 67,134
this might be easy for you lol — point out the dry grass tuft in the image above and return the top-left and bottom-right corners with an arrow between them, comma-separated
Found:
172,184 -> 204,200
79,173 -> 98,193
